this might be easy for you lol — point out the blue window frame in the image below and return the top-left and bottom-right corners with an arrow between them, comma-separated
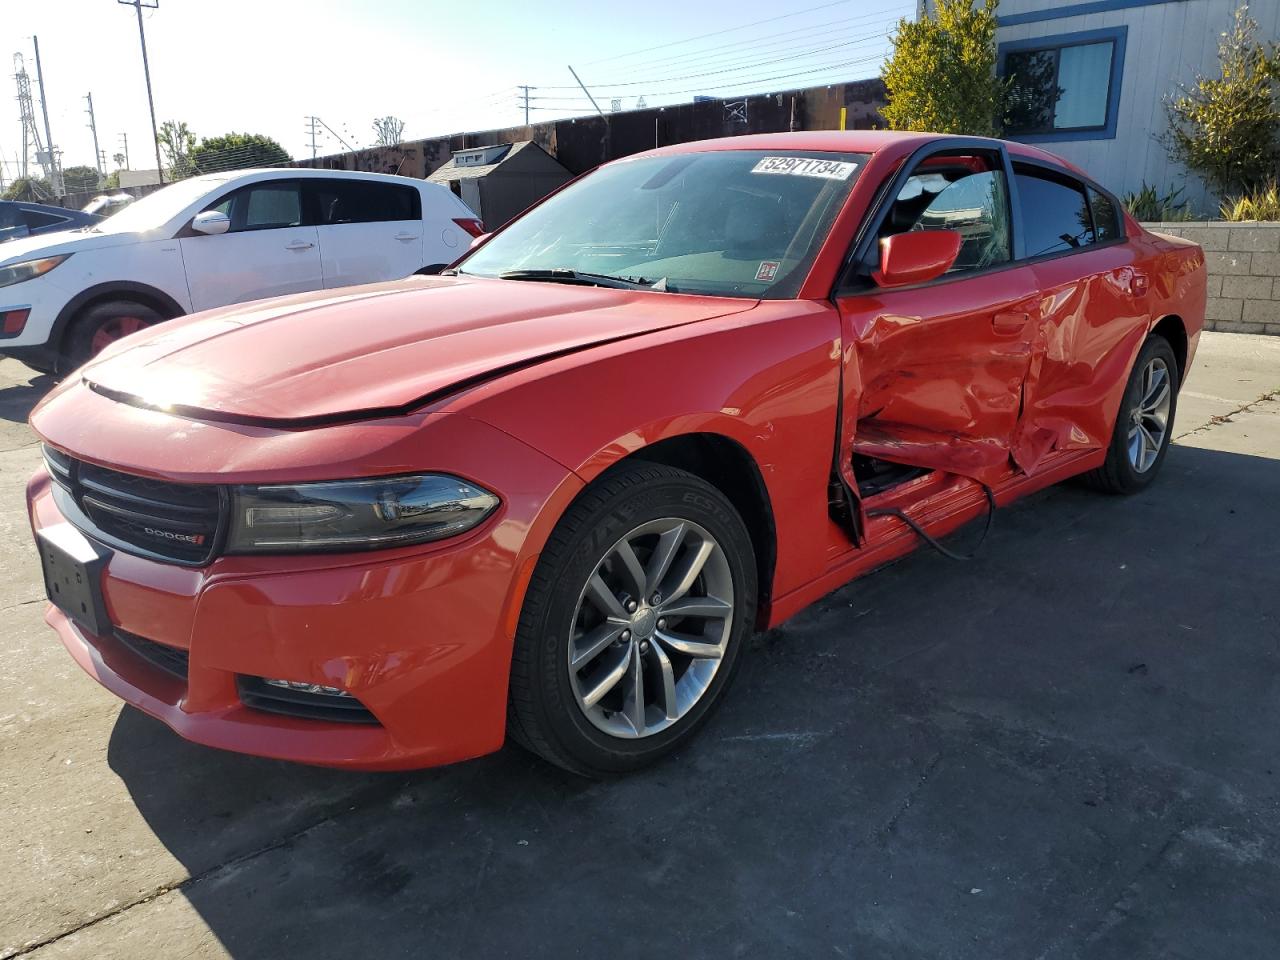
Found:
998,26 -> 1127,142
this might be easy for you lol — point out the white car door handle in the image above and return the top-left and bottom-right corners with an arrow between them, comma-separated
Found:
285,240 -> 315,251
394,232 -> 419,242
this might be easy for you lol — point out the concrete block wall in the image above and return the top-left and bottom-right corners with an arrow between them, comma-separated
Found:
1143,222 -> 1280,335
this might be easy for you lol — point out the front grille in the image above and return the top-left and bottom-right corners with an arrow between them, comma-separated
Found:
44,446 -> 224,565
116,629 -> 190,680
237,676 -> 380,725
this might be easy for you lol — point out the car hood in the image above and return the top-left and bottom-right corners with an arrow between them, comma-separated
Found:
0,227 -> 141,263
77,276 -> 759,425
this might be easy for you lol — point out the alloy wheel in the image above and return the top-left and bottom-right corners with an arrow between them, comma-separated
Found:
567,517 -> 734,739
90,315 -> 146,356
1127,356 -> 1172,473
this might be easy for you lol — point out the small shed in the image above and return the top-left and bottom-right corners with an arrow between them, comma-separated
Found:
426,141 -> 572,231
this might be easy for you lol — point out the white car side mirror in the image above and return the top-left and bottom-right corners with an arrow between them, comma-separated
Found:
191,210 -> 231,236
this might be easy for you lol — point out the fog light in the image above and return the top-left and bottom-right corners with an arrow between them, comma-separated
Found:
264,678 -> 353,698
1,308 -> 30,337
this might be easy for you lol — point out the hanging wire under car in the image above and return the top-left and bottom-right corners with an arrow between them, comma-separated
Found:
864,484 -> 998,562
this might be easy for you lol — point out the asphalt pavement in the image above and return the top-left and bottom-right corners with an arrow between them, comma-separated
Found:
1,331 -> 1278,959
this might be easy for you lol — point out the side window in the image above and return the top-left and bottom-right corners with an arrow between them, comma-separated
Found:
313,180 -> 421,225
1014,168 -> 1094,257
20,209 -> 69,230
879,157 -> 1012,275
1088,187 -> 1122,242
243,185 -> 302,230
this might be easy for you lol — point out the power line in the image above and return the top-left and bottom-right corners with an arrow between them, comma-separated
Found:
581,0 -> 858,66
578,6 -> 904,77
534,30 -> 893,91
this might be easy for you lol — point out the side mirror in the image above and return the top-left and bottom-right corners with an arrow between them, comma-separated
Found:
191,210 -> 231,236
872,230 -> 962,288
470,232 -> 491,249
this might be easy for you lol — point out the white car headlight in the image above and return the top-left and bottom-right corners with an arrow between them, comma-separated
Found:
227,474 -> 500,553
0,254 -> 71,288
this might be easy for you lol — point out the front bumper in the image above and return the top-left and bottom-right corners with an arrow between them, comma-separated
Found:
26,439 -> 579,770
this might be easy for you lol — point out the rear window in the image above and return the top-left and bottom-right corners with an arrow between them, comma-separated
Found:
1014,166 -> 1095,257
1088,187 -> 1123,242
313,180 -> 421,224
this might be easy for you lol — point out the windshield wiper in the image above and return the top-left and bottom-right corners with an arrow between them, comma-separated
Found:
498,268 -> 665,291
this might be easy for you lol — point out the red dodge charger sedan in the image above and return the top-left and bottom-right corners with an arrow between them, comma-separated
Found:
26,132 -> 1205,775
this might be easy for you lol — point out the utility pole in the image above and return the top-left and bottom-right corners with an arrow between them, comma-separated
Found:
119,0 -> 163,184
119,132 -> 130,169
304,115 -> 319,159
85,92 -> 103,177
32,36 -> 63,196
517,85 -> 533,126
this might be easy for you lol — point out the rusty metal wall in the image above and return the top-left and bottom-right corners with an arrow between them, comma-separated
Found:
295,78 -> 886,178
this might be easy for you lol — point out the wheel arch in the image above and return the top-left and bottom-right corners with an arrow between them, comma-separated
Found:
53,281 -> 186,359
1149,314 -> 1188,384
596,432 -> 778,626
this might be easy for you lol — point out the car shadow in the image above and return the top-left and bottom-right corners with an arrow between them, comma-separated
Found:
103,442 -> 1280,959
0,365 -> 56,425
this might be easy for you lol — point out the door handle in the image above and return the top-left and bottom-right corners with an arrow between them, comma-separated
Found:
992,311 -> 1030,334
394,232 -> 419,242
285,240 -> 314,251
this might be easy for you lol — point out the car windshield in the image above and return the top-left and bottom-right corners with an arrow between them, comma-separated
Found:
92,177 -> 232,234
458,150 -> 868,299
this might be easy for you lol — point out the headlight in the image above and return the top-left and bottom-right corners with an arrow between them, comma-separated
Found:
227,474 -> 500,553
0,254 -> 71,288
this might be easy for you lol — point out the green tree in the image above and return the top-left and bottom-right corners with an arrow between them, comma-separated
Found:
158,120 -> 197,178
61,165 -> 102,195
2,176 -> 53,202
190,132 -> 291,173
881,0 -> 1007,135
1164,6 -> 1280,197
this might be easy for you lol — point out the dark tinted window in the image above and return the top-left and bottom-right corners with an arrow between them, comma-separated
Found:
1015,169 -> 1094,257
313,180 -> 421,225
1088,187 -> 1122,242
20,209 -> 68,229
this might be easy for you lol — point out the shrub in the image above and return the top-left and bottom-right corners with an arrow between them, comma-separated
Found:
1164,6 -> 1280,198
1122,183 -> 1196,222
1221,180 -> 1280,220
881,0 -> 1008,136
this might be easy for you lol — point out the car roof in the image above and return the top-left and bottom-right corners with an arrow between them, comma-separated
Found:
190,167 -> 433,188
633,130 -> 1082,176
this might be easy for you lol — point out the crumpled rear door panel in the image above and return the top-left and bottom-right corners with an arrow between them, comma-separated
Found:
1011,244 -> 1151,473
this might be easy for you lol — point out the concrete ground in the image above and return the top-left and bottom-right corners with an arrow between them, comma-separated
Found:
1,332 -> 1278,959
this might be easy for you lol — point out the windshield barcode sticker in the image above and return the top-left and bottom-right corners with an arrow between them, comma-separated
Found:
751,157 -> 858,180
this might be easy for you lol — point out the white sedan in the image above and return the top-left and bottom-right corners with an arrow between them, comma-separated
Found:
0,168 -> 483,373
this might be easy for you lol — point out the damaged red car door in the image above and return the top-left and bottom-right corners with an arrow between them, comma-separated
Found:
835,146 -> 1041,496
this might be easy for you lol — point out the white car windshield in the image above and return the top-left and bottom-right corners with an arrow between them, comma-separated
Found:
459,150 -> 868,299
92,177 -> 233,234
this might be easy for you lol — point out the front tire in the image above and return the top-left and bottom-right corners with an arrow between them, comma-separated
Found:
62,300 -> 163,372
1084,334 -> 1179,494
507,463 -> 757,777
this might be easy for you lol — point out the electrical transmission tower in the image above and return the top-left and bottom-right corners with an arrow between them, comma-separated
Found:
13,50 -> 62,196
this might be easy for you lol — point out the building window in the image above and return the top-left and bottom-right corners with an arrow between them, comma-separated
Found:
999,26 -> 1127,142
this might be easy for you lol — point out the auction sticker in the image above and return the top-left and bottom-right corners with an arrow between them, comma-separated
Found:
755,260 -> 780,282
751,156 -> 857,180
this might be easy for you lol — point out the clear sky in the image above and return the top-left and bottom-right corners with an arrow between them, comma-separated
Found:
0,0 -> 913,178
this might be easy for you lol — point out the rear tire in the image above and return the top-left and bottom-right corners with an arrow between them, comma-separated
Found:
507,462 -> 757,777
62,300 -> 164,373
1083,334 -> 1179,494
